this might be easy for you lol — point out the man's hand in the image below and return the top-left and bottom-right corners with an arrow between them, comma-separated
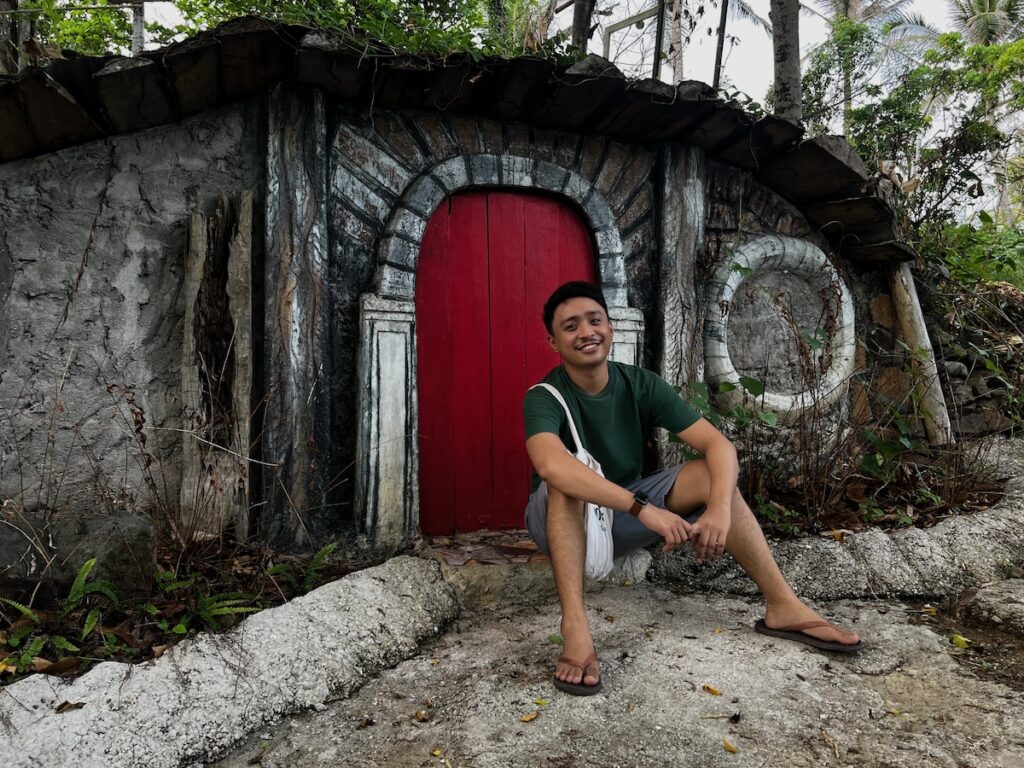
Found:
688,504 -> 731,563
637,505 -> 693,552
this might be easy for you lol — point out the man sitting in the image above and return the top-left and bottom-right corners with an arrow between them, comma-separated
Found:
523,281 -> 862,696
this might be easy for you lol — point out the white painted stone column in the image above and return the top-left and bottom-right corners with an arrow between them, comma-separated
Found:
609,306 -> 645,365
354,295 -> 418,549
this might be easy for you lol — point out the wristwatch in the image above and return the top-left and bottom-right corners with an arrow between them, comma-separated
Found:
629,491 -> 649,517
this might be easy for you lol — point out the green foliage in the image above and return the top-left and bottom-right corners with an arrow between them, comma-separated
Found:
922,221 -> 1024,286
0,559 -> 121,675
802,17 -> 876,134
679,378 -> 778,434
18,0 -> 572,61
265,541 -> 339,593
20,0 -> 133,56
61,558 -> 120,618
147,567 -> 260,634
860,414 -> 919,480
753,495 -> 800,536
846,34 -> 1024,226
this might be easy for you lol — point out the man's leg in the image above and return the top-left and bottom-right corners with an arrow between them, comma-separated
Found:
545,486 -> 601,686
665,461 -> 860,646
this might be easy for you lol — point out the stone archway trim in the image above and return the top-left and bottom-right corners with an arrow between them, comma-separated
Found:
375,154 -> 629,309
703,235 -> 856,422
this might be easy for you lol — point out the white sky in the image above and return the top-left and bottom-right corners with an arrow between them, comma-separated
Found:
568,0 -> 956,102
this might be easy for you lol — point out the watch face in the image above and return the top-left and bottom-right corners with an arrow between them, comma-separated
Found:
635,492 -> 649,506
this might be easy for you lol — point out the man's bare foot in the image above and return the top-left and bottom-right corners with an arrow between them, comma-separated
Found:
555,617 -> 600,687
763,601 -> 861,647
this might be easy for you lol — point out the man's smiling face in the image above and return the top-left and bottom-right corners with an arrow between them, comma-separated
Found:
548,297 -> 613,369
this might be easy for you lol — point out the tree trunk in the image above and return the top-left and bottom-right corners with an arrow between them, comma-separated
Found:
0,0 -> 17,75
713,0 -> 730,90
571,0 -> 596,51
668,0 -> 685,83
769,0 -> 802,122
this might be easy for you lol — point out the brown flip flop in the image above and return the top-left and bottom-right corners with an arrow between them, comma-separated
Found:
754,618 -> 864,653
552,651 -> 603,696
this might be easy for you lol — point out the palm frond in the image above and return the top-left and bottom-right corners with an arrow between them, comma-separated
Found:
730,0 -> 773,36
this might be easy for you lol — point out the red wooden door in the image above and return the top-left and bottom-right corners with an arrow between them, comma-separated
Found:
416,191 -> 596,534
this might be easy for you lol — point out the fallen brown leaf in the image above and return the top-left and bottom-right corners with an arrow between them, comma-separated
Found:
520,711 -> 538,722
702,684 -> 722,696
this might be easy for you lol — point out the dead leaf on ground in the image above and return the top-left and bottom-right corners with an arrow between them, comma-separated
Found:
723,738 -> 737,753
534,698 -> 551,707
413,709 -> 431,722
55,701 -> 86,714
38,658 -> 79,675
520,711 -> 539,722
702,684 -> 722,696
952,633 -> 971,649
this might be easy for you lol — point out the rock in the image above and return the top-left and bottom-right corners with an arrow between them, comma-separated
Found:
966,578 -> 1024,633
605,548 -> 653,586
0,509 -> 156,602
53,512 -> 158,600
565,54 -> 624,79
969,373 -> 992,398
0,509 -> 56,600
953,408 -> 1014,438
944,360 -> 970,380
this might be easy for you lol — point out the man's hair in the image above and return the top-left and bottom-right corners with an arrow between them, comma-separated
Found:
543,281 -> 609,335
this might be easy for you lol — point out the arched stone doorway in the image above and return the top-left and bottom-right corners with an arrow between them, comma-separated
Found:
354,154 -> 645,547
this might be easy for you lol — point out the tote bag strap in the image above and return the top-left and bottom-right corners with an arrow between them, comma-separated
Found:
530,383 -> 585,456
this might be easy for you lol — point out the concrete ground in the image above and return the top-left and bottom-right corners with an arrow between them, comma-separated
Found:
4,439 -> 1024,768
212,584 -> 1024,768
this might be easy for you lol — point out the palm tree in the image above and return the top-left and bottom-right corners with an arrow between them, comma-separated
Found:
949,0 -> 1022,45
811,1 -> 938,132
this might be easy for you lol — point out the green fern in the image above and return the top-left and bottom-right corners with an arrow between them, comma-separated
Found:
60,558 -> 121,617
303,542 -> 338,591
0,596 -> 40,625
48,635 -> 80,654
81,607 -> 101,641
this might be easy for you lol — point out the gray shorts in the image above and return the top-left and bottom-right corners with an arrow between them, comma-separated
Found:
524,464 -> 705,559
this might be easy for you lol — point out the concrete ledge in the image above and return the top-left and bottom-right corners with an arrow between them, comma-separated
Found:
427,548 -> 653,612
0,556 -> 459,768
652,499 -> 1024,601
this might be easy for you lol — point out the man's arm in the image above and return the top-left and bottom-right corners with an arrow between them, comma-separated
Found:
527,432 -> 693,551
674,418 -> 739,560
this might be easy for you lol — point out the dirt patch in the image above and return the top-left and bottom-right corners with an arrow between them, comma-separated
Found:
906,596 -> 1024,693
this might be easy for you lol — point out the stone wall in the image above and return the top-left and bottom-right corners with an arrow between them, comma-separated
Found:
0,101 -> 263,523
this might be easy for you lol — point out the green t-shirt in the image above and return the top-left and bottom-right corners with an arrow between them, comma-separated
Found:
523,362 -> 701,489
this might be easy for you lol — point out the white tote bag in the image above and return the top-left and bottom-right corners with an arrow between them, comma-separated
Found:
531,384 -> 615,580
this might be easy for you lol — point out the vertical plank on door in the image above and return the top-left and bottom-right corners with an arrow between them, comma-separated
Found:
415,200 -> 456,535
488,192 -> 529,527
448,194 -> 493,531
524,196 -> 563,388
